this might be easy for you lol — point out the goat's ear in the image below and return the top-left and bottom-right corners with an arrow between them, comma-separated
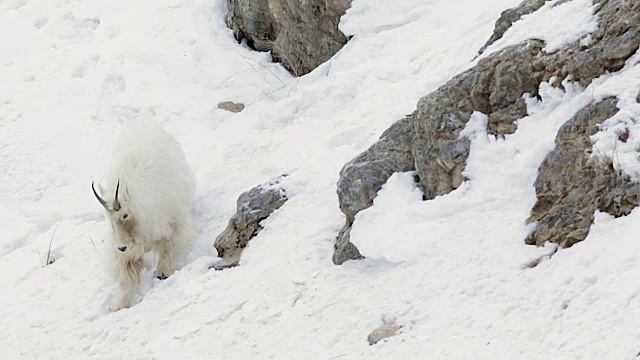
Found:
123,184 -> 131,201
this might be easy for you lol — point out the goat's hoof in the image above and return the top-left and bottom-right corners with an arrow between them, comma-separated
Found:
115,301 -> 131,311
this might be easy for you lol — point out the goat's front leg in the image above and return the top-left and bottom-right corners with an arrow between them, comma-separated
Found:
116,256 -> 143,310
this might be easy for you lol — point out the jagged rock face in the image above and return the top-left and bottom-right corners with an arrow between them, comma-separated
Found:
567,0 -> 640,85
415,0 -> 640,197
526,98 -> 640,247
478,0 -> 548,55
414,41 -> 550,199
333,0 -> 640,264
333,226 -> 363,265
337,117 -> 416,223
226,0 -> 350,76
214,180 -> 287,260
333,117 -> 414,264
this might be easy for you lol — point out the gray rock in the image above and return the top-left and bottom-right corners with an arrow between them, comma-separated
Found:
415,40 -> 551,200
478,0 -> 547,55
333,225 -> 363,265
337,116 -> 416,223
567,0 -> 640,85
333,117 -> 415,264
218,101 -> 245,113
367,321 -> 402,345
526,98 -> 640,247
214,178 -> 288,259
333,0 -> 640,262
226,0 -> 350,76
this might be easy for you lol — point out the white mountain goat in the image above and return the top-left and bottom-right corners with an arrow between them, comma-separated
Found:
92,119 -> 196,310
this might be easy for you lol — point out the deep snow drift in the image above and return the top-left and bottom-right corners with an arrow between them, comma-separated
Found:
2,0 -> 640,358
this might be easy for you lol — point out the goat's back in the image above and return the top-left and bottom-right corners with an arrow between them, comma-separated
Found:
105,119 -> 196,231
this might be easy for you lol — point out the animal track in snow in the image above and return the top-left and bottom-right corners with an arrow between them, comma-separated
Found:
52,13 -> 101,45
104,26 -> 120,39
8,0 -> 26,10
71,55 -> 100,78
33,17 -> 49,29
99,73 -> 126,100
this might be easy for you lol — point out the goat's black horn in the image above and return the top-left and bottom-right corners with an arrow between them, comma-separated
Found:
92,181 -> 108,208
114,180 -> 121,211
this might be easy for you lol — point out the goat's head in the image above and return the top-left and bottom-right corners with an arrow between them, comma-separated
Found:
92,180 -> 140,256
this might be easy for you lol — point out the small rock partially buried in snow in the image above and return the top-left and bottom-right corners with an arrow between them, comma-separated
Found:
218,101 -> 245,113
209,259 -> 240,271
367,322 -> 402,345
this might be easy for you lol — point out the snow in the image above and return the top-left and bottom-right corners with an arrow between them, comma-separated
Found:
2,0 -> 640,358
482,0 -> 598,55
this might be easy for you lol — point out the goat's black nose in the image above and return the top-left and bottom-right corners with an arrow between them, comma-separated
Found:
117,246 -> 127,252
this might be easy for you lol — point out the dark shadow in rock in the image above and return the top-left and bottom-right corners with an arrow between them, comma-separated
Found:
226,0 -> 351,76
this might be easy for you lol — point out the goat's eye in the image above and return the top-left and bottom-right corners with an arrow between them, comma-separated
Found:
123,214 -> 128,219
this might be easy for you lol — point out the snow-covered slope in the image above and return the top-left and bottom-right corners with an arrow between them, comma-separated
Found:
2,0 -> 640,358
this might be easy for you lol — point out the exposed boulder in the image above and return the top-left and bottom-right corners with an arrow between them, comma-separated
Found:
414,40 -> 552,199
333,117 -> 415,264
334,226 -> 363,265
337,117 -> 416,224
478,0 -> 548,55
214,178 -> 288,261
568,1 -> 640,85
416,0 -> 640,212
226,0 -> 351,76
335,40 -> 555,264
333,0 -> 640,263
526,98 -> 640,247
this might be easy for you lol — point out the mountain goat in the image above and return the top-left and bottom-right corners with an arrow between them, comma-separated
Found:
92,119 -> 196,310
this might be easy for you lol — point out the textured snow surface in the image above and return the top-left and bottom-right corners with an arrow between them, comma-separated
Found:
3,0 -> 640,359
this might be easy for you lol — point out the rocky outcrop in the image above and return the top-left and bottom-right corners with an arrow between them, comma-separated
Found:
226,0 -> 350,76
414,40 -> 549,199
526,98 -> 640,247
333,0 -> 640,263
337,117 -> 416,223
478,0 -> 548,55
568,0 -> 640,86
214,178 -> 287,261
334,117 -> 415,264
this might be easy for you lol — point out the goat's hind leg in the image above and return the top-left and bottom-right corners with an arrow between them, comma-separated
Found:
154,221 -> 191,280
153,239 -> 172,280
